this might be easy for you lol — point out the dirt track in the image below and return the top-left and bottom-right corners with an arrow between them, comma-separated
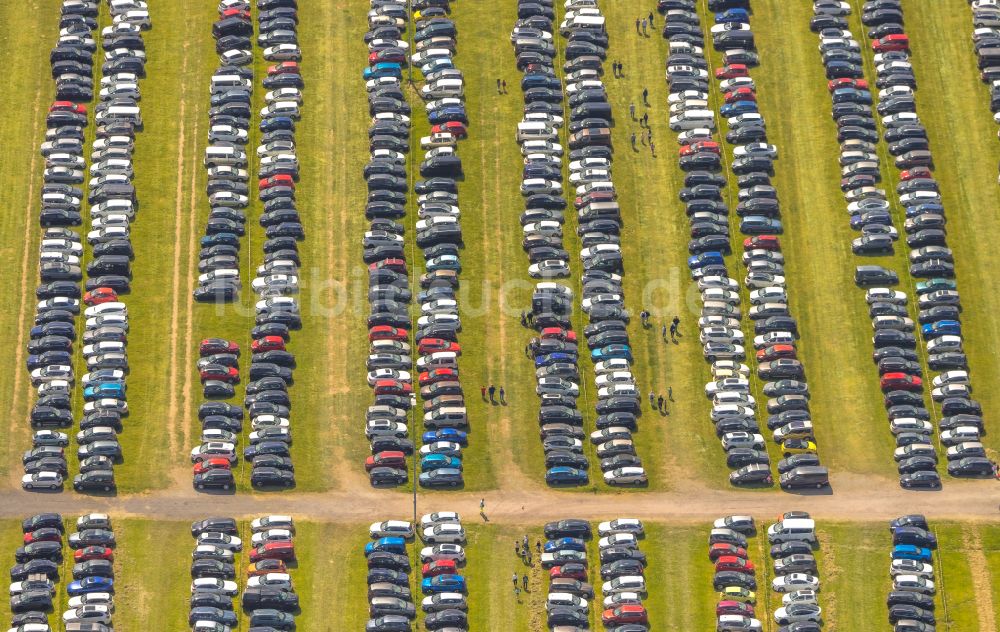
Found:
7,470 -> 998,524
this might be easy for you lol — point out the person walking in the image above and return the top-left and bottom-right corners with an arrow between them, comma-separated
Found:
650,140 -> 656,156
649,11 -> 655,25
502,79 -> 507,93
522,574 -> 529,590
641,18 -> 647,35
669,321 -> 677,340
657,395 -> 664,412
635,17 -> 641,33
649,390 -> 656,409
642,87 -> 649,105
661,323 -> 667,340
630,132 -> 637,150
668,386 -> 674,401
488,384 -> 497,403
499,386 -> 506,404
642,112 -> 649,127
672,315 -> 681,335
618,60 -> 624,76
514,585 -> 520,599
629,102 -> 636,120
481,385 -> 487,401
536,540 -> 542,554
497,78 -> 502,93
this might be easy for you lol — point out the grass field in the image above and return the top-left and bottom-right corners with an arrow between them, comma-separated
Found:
0,517 -> 995,630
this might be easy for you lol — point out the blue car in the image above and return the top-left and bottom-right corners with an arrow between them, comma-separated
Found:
741,216 -> 783,235
419,467 -> 464,488
83,383 -> 126,400
891,544 -> 932,562
825,61 -> 862,79
422,428 -> 468,445
260,116 -> 295,133
422,574 -> 466,594
420,454 -> 462,472
67,576 -> 114,595
200,232 -> 239,248
904,203 -> 944,218
831,88 -> 872,104
720,101 -> 758,117
429,106 -> 468,124
716,8 -> 749,22
362,63 -> 402,80
546,466 -> 588,486
522,74 -> 561,90
850,212 -> 891,230
426,255 -> 461,272
365,537 -> 407,556
535,352 -> 576,368
544,537 -> 586,553
688,251 -> 725,269
922,320 -> 961,338
915,278 -> 955,294
591,344 -> 633,363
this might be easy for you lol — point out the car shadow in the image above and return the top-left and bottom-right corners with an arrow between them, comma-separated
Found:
194,487 -> 237,496
251,483 -> 297,493
782,484 -> 834,497
75,488 -> 119,498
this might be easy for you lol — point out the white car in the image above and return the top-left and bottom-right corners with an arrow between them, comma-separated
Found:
595,372 -> 635,388
422,523 -> 466,544
717,614 -> 762,630
721,432 -> 764,451
604,467 -> 647,486
705,378 -> 750,397
774,603 -> 821,625
602,575 -> 645,595
190,578 -> 238,596
865,288 -> 907,305
598,533 -> 637,549
781,589 -> 818,606
251,529 -> 294,547
246,573 -> 292,591
20,472 -> 64,491
602,591 -> 642,608
890,559 -> 933,578
712,405 -> 755,423
419,543 -> 465,563
420,512 -> 461,529
700,327 -> 744,344
932,383 -> 971,402
749,286 -> 786,305
546,592 -> 588,611
263,44 -> 302,60
712,361 -> 751,378
62,605 -> 111,624
753,331 -> 795,349
932,370 -> 969,387
190,442 -> 236,463
698,276 -> 739,291
251,515 -> 295,533
597,518 -> 644,537
370,520 -> 414,539
196,532 -> 242,551
771,573 -> 820,593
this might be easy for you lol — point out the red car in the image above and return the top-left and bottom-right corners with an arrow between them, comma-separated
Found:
757,344 -> 796,362
369,326 -> 408,342
50,101 -> 86,114
259,174 -> 295,190
365,451 -> 406,472
75,546 -> 114,562
421,559 -> 457,577
602,605 -> 648,625
247,559 -> 287,576
83,287 -> 118,306
723,87 -> 756,103
716,556 -> 754,573
880,372 -> 922,392
418,338 -> 461,355
373,379 -> 413,396
574,190 -> 616,207
369,49 -> 406,64
828,77 -> 868,92
899,166 -> 932,181
193,458 -> 232,475
716,600 -> 754,617
549,564 -> 587,581
200,338 -> 239,356
431,121 -> 467,138
540,327 -> 577,343
252,336 -> 286,353
267,62 -> 300,76
743,235 -> 780,251
200,366 -> 239,383
249,541 -> 295,563
873,34 -> 909,52
680,140 -> 721,156
419,368 -> 458,386
23,528 -> 62,544
709,543 -> 748,561
221,8 -> 250,18
715,64 -> 748,79
369,258 -> 407,273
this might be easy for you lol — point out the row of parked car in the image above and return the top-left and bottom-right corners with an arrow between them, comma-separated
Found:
595,518 -> 649,629
966,0 -> 1000,171
661,0 -> 827,490
860,0 -> 992,479
809,0 -> 944,491
544,519 -> 593,629
509,3 -> 586,486
364,512 -> 469,631
766,513 -> 822,629
362,0 -> 472,488
10,513 -> 118,632
525,0 -> 648,488
886,515 -> 939,630
361,0 -> 417,489
709,514 -> 761,631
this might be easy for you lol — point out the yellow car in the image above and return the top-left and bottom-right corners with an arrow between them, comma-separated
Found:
781,439 -> 817,457
719,586 -> 756,604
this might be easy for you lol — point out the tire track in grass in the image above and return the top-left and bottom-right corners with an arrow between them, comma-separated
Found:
961,526 -> 997,632
182,111 -> 200,459
8,83 -> 45,489
165,41 -> 191,477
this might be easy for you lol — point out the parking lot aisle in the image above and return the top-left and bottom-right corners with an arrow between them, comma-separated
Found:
978,524 -> 1000,629
120,0 -> 222,492
597,2 -> 727,491
751,531 -> 773,631
814,522 -> 888,631
283,520 -> 403,631
904,0 -> 1000,460
460,524 -> 543,630
932,523 -> 982,629
0,0 -> 62,485
641,524 -> 716,628
0,520 -> 28,624
743,0 -> 898,478
111,519 -> 191,630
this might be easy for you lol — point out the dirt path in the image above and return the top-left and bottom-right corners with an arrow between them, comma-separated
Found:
961,527 -> 997,632
7,84 -> 46,489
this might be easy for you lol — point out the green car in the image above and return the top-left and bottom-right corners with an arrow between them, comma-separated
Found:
915,278 -> 955,295
719,585 -> 756,604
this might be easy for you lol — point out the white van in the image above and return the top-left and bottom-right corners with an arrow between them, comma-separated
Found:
516,122 -> 557,142
669,109 -> 715,131
559,14 -> 605,35
420,78 -> 464,99
211,74 -> 253,92
260,101 -> 300,119
767,518 -> 816,544
95,105 -> 142,126
204,146 -> 247,168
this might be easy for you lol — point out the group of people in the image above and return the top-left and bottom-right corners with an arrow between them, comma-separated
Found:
639,312 -> 682,342
648,388 -> 674,415
480,384 -> 506,405
629,88 -> 655,155
511,534 -> 539,598
634,11 -> 656,36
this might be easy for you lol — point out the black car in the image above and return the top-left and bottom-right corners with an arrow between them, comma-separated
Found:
72,559 -> 113,579
10,558 -> 60,582
15,541 -> 63,563
191,559 -> 236,579
72,470 -> 116,493
242,588 -> 299,612
425,608 -> 467,630
251,467 -> 296,488
191,517 -> 239,537
10,590 -> 52,614
193,469 -> 236,491
543,519 -> 591,540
